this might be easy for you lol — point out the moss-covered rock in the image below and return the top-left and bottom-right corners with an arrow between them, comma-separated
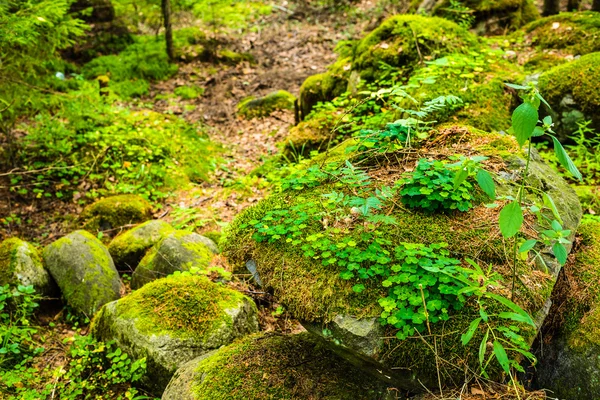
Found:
281,109 -> 339,157
223,125 -> 581,391
131,231 -> 218,289
91,274 -> 259,395
237,90 -> 296,119
534,220 -> 600,399
299,57 -> 352,119
217,49 -> 254,65
353,15 -> 479,83
520,11 -> 600,56
298,15 -> 479,117
162,332 -> 392,400
538,52 -> 600,140
108,220 -> 175,272
430,0 -> 538,33
0,238 -> 56,296
82,194 -> 153,233
43,230 -> 122,315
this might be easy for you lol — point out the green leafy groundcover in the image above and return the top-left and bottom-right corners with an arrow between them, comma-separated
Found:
12,82 -> 220,202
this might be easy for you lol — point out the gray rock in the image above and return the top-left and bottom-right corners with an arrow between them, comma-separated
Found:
108,220 -> 175,271
0,238 -> 57,296
43,230 -> 122,315
91,274 -> 259,395
131,231 -> 218,289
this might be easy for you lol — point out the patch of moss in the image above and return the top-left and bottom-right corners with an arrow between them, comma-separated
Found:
131,231 -> 216,289
281,109 -> 338,158
82,194 -> 153,234
433,0 -> 538,31
188,333 -> 390,399
112,274 -> 251,341
352,15 -> 480,82
0,238 -> 20,284
520,11 -> 600,55
108,220 -> 175,270
538,52 -> 600,117
237,90 -> 296,119
174,85 -> 204,100
299,60 -> 350,119
218,49 -> 254,65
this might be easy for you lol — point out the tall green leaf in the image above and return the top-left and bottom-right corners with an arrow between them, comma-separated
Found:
499,201 -> 523,238
551,136 -> 583,181
493,340 -> 511,375
511,102 -> 538,146
476,169 -> 495,200
479,330 -> 489,367
461,318 -> 481,346
488,293 -> 535,327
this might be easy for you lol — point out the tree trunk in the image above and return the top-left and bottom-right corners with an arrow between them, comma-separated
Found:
161,0 -> 174,62
593,0 -> 600,11
567,0 -> 580,11
542,0 -> 560,16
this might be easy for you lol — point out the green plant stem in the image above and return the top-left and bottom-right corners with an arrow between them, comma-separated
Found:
512,141 -> 532,296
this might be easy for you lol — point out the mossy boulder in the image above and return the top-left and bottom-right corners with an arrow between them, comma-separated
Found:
0,238 -> 56,296
162,332 -> 392,400
82,194 -> 153,234
237,90 -> 296,119
223,125 -> 581,391
538,52 -> 600,140
91,274 -> 259,395
108,220 -> 175,272
298,15 -> 479,117
43,230 -> 122,316
520,12 -> 600,57
352,15 -> 479,83
131,231 -> 218,289
534,220 -> 600,399
427,0 -> 538,33
299,58 -> 352,119
281,109 -> 339,157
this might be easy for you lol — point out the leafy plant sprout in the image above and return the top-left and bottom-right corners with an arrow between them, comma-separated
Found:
500,82 -> 581,296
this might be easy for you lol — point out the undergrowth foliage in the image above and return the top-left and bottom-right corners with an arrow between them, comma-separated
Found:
10,83 -> 219,202
0,285 -> 148,399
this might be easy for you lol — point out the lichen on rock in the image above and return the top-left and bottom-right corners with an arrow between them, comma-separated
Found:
162,332 -> 392,400
0,238 -> 56,296
131,230 -> 218,289
43,230 -> 122,316
91,274 -> 259,395
108,220 -> 175,272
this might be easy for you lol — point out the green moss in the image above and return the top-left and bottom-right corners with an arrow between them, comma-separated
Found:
112,274 -> 250,341
281,109 -> 338,158
538,52 -> 600,116
433,0 -> 538,30
352,15 -> 480,82
0,238 -> 20,284
132,231 -> 216,289
174,85 -> 204,100
237,90 -> 296,119
108,220 -> 175,270
189,333 -> 390,399
520,11 -> 600,55
82,194 -> 153,234
218,49 -> 254,65
223,125 -> 572,387
43,230 -> 121,315
299,65 -> 349,119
